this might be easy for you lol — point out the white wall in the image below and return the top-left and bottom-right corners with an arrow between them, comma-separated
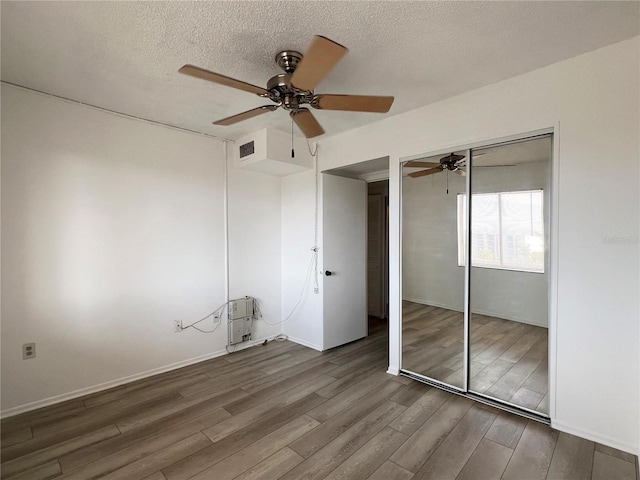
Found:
403,159 -> 550,327
402,170 -> 466,311
227,160 -> 282,341
312,37 -> 639,453
280,170 -> 323,350
0,85 -> 284,415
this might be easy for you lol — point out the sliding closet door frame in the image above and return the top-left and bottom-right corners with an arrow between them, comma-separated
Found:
463,148 -> 472,392
549,128 -> 559,421
398,126 -> 558,422
396,159 -> 404,375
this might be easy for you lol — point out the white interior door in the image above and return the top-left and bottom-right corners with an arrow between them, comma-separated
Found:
322,173 -> 367,349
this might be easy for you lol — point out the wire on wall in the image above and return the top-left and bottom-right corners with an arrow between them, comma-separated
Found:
223,141 -> 230,310
307,138 -> 319,157
310,140 -> 320,294
183,141 -> 232,336
182,300 -> 231,333
264,141 -> 320,326
260,253 -> 315,325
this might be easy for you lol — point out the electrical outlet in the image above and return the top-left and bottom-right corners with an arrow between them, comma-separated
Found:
173,320 -> 183,333
213,315 -> 220,324
23,343 -> 36,360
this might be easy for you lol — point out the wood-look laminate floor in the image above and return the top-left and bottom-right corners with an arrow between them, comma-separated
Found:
2,318 -> 637,480
402,301 -> 549,414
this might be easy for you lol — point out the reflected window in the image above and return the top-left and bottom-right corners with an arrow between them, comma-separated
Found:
457,190 -> 544,273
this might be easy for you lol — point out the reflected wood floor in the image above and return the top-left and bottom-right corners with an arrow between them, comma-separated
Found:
403,301 -> 549,414
2,318 -> 637,480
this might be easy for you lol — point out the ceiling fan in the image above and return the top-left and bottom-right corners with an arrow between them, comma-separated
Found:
179,36 -> 394,138
406,152 -> 516,178
406,153 -> 467,178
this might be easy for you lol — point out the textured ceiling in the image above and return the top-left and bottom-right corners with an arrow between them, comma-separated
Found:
2,1 -> 639,141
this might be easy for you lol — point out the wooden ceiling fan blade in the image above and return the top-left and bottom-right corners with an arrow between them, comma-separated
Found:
291,36 -> 348,92
405,161 -> 440,168
408,167 -> 442,178
314,94 -> 394,113
213,105 -> 278,126
179,65 -> 270,96
290,109 -> 325,138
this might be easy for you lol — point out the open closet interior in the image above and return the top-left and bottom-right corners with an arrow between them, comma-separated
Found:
401,134 -> 552,417
368,180 -> 389,320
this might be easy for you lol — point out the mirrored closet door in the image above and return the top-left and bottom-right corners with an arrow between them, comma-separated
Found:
401,151 -> 468,389
468,136 -> 551,414
401,134 -> 552,416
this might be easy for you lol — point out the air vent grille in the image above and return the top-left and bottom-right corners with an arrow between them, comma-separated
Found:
239,141 -> 255,158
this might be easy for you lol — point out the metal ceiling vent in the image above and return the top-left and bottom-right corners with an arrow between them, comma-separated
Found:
239,141 -> 255,159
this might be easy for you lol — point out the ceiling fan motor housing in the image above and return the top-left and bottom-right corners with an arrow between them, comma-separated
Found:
275,51 -> 302,73
441,153 -> 466,171
266,71 -> 313,111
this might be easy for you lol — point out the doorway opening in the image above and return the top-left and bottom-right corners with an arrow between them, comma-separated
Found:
324,157 -> 390,343
367,180 -> 389,321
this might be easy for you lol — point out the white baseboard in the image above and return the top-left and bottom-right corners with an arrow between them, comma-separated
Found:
403,297 -> 548,328
471,307 -> 548,328
0,333 -> 282,419
1,349 -> 229,419
386,367 -> 400,375
551,419 -> 639,456
285,335 -> 323,352
404,297 -> 464,313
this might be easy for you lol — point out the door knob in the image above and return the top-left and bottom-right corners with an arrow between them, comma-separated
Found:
325,270 -> 333,276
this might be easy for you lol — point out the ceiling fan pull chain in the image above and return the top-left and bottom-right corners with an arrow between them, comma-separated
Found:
446,170 -> 449,194
291,117 -> 295,158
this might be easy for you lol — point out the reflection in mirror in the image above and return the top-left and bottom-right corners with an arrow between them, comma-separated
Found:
468,136 -> 551,414
401,151 -> 468,388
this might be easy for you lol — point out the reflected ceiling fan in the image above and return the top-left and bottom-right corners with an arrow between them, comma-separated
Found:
179,36 -> 394,138
406,153 -> 467,178
406,152 -> 515,178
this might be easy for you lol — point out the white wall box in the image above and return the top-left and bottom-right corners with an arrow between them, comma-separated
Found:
233,127 -> 313,176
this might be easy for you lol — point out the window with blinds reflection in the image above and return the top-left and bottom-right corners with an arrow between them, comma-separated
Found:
457,190 -> 544,273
